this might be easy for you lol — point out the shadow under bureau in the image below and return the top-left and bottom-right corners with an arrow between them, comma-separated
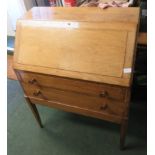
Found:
13,7 -> 140,149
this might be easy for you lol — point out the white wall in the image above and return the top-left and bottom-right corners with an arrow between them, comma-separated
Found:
7,0 -> 26,36
7,13 -> 15,36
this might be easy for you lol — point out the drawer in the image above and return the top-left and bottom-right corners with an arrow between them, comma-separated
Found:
19,71 -> 125,101
22,83 -> 125,117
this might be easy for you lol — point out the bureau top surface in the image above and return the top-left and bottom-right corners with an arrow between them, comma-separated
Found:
21,7 -> 139,23
14,7 -> 140,87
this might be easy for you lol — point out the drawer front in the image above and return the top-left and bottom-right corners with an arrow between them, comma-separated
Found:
22,83 -> 125,117
19,71 -> 125,101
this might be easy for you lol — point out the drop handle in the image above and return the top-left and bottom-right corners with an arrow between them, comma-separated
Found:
99,91 -> 108,97
33,90 -> 41,96
28,79 -> 36,84
100,103 -> 107,110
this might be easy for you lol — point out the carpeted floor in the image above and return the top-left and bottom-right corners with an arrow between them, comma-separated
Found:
7,79 -> 147,155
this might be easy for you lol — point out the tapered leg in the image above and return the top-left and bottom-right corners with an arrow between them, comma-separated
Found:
120,120 -> 128,150
24,96 -> 43,128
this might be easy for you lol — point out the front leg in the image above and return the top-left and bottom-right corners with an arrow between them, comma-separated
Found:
24,96 -> 43,128
120,119 -> 128,150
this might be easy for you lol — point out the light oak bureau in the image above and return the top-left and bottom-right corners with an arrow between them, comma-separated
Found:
13,7 -> 140,149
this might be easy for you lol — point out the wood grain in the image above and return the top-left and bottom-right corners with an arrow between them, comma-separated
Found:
14,7 -> 140,86
30,97 -> 124,124
19,71 -> 126,101
22,82 -> 125,115
22,7 -> 140,23
25,96 -> 43,128
13,7 -> 140,149
16,70 -> 128,124
16,23 -> 127,77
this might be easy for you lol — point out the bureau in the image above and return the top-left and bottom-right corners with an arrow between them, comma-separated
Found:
13,7 -> 140,149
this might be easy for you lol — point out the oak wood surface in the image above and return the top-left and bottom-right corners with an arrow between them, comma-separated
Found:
17,71 -> 127,123
120,120 -> 128,150
29,97 -> 124,124
22,7 -> 139,23
25,96 -> 43,128
19,71 -> 126,101
22,82 -> 125,115
16,70 -> 128,124
13,7 -> 139,149
15,24 -> 127,77
16,69 -> 130,146
14,7 -> 140,87
120,87 -> 131,149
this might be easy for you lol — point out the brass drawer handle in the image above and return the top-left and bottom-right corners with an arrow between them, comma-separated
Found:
100,103 -> 107,110
100,91 -> 108,97
28,79 -> 36,84
33,90 -> 41,96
